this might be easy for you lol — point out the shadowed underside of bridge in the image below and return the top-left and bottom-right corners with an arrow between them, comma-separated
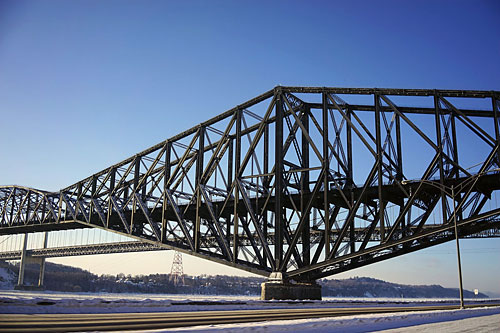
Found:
1,87 -> 500,285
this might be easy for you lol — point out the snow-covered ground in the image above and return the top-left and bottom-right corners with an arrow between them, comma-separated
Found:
1,290 -> 498,314
1,291 -> 499,332
126,308 -> 500,333
114,307 -> 500,333
379,313 -> 500,333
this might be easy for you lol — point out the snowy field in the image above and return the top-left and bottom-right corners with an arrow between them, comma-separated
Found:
140,309 -> 500,333
1,290 -> 499,332
1,290 -> 498,314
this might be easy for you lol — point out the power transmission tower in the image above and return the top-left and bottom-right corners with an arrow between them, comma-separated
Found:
169,251 -> 185,285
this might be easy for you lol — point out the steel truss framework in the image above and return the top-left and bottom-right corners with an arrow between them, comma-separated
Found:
0,241 -> 162,260
1,87 -> 500,281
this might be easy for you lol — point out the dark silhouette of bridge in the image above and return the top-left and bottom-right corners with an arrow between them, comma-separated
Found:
1,87 -> 500,298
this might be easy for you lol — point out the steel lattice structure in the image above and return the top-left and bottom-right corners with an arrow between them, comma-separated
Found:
1,87 -> 500,282
0,241 -> 162,260
170,251 -> 185,286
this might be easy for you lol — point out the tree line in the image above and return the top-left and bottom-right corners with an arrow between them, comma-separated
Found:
0,260 -> 488,298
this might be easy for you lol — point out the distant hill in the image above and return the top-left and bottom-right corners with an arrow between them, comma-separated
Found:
0,260 -> 489,298
320,276 -> 488,298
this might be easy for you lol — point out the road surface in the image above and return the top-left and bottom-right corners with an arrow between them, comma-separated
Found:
1,303 -> 500,332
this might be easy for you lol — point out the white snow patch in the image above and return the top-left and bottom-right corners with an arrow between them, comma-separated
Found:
379,313 -> 500,332
127,307 -> 500,333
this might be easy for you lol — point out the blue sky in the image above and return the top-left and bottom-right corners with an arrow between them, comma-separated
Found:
1,0 -> 499,295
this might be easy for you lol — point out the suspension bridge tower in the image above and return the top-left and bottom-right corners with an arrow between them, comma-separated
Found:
169,251 -> 185,286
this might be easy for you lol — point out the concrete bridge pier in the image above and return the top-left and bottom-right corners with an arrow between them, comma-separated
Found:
260,272 -> 321,300
15,233 -> 28,289
14,233 -> 47,291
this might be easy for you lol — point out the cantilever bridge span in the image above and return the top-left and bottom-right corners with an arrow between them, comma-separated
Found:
1,87 -> 500,293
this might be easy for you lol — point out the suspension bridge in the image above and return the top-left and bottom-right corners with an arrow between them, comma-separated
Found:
1,86 -> 500,299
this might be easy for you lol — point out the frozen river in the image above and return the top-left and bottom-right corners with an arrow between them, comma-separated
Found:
1,290 -> 499,332
1,289 -> 497,314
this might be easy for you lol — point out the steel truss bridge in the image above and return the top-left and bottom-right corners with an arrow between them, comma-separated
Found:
1,87 -> 500,282
0,241 -> 163,260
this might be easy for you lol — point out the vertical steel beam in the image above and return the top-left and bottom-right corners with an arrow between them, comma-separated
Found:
41,198 -> 46,223
347,106 -> 355,253
493,95 -> 500,166
322,92 -> 330,255
395,110 -> 404,235
107,168 -> 117,229
25,192 -> 31,225
451,110 -> 459,177
434,94 -> 448,224
450,104 -> 462,220
227,139 -> 233,248
131,157 -> 140,232
375,94 -> 385,242
134,158 -> 140,190
301,106 -> 310,266
275,91 -> 284,270
195,127 -> 205,253
10,189 -> 15,224
57,191 -> 63,221
263,122 -> 269,250
76,182 -> 82,216
91,175 -> 97,224
395,112 -> 403,181
110,168 -> 116,192
234,110 -> 242,262
141,173 -> 147,198
161,141 -> 171,243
